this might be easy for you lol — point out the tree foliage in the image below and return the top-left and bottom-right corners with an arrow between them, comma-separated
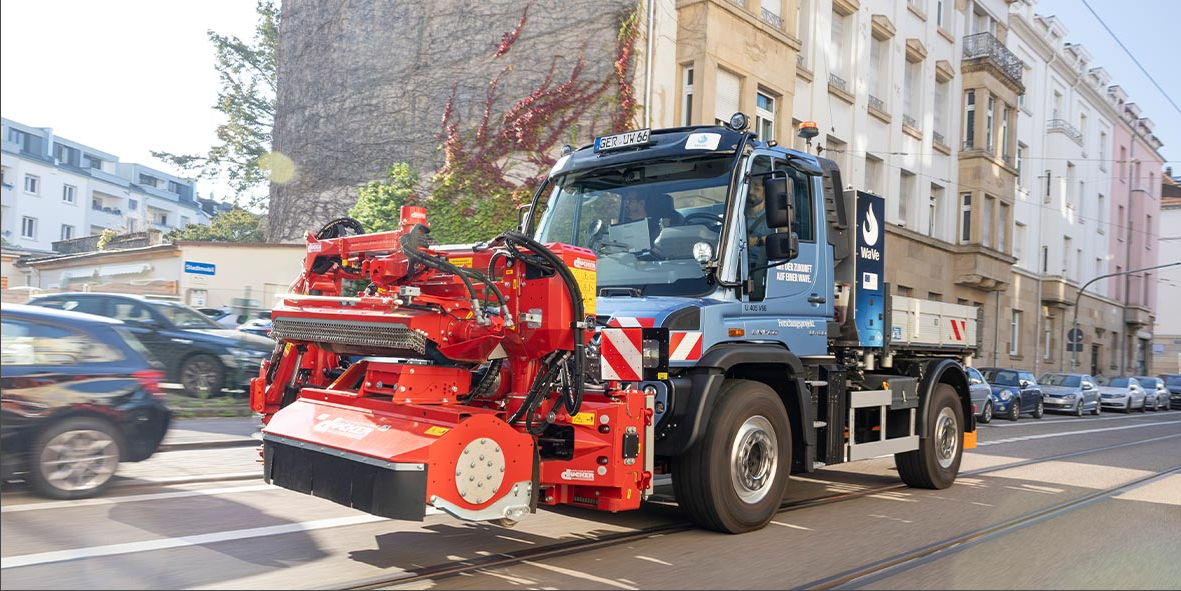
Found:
153,0 -> 278,207
167,207 -> 266,243
420,4 -> 641,244
348,164 -> 422,234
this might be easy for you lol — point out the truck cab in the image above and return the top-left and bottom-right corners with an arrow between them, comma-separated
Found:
527,115 -> 976,531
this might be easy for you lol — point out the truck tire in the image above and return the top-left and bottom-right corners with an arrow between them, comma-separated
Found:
671,379 -> 791,534
895,383 -> 962,490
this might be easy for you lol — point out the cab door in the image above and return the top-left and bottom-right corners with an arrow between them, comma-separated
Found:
734,151 -> 830,356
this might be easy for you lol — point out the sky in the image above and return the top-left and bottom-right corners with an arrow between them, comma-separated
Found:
2,0 -> 1178,210
0,1 -> 261,204
1033,0 -> 1181,171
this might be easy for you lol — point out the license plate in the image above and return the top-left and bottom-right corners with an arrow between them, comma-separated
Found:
594,128 -> 650,153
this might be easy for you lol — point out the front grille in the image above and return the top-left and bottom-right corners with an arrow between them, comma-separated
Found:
270,317 -> 427,355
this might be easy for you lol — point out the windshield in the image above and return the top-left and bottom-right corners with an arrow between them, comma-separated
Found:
1040,374 -> 1080,387
534,154 -> 734,296
1108,377 -> 1130,387
156,302 -> 223,329
1167,375 -> 1181,387
982,369 -> 1019,386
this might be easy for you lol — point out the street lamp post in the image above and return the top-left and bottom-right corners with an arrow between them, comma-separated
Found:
1071,261 -> 1181,371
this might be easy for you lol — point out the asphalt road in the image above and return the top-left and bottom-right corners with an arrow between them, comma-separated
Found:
2,411 -> 1177,590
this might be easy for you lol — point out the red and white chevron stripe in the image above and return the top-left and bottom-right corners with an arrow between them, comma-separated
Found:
600,328 -> 643,381
669,331 -> 703,361
607,316 -> 655,328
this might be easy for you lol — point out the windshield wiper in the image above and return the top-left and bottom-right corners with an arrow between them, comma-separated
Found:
600,287 -> 643,298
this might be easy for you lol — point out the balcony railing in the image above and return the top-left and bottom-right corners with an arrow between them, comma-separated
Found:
760,8 -> 783,29
963,32 -> 1023,86
1047,119 -> 1084,145
903,114 -> 919,129
933,130 -> 946,145
868,95 -> 886,112
828,73 -> 849,93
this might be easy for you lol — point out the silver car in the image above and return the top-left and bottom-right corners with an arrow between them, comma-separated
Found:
1133,376 -> 1169,411
1097,376 -> 1147,413
1038,372 -> 1102,417
967,366 -> 994,423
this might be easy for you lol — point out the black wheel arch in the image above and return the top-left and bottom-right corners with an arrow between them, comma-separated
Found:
656,343 -> 813,471
916,358 -> 974,437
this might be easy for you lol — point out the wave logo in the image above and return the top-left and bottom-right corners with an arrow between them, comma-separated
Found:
862,204 -> 879,247
560,469 -> 596,481
312,417 -> 373,440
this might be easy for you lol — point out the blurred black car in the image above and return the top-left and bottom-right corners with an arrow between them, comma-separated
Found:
1,304 -> 172,499
1163,374 -> 1181,408
28,293 -> 275,397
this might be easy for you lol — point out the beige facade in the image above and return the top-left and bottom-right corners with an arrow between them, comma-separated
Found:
674,0 -> 799,142
16,242 -> 306,315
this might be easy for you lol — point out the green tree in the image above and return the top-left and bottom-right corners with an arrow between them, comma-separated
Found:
349,164 -> 422,233
154,0 -> 278,207
167,207 -> 266,243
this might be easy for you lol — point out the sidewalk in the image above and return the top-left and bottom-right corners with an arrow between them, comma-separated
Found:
160,416 -> 262,451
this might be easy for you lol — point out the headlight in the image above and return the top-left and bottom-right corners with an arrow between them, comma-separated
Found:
999,390 -> 1013,401
1064,394 -> 1076,400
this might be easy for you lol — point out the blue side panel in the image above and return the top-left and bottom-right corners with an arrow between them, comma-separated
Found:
855,191 -> 885,348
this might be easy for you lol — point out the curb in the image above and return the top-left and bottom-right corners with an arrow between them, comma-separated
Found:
158,439 -> 260,453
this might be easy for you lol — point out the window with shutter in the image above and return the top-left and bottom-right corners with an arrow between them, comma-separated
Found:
714,69 -> 741,125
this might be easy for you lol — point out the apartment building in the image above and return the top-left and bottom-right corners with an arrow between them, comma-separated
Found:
1,117 -> 210,253
1152,181 -> 1181,373
1008,3 -> 1164,376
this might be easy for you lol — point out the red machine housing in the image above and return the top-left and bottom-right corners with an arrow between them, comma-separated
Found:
250,206 -> 651,524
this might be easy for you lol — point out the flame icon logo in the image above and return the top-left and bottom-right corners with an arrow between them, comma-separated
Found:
862,205 -> 879,246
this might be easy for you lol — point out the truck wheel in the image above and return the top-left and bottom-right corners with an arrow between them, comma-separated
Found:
29,417 -> 122,500
672,379 -> 791,534
895,384 -> 962,490
180,354 -> 225,398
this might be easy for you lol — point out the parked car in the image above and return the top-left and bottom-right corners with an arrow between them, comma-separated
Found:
1096,376 -> 1147,413
237,318 -> 273,338
1,304 -> 172,499
28,293 -> 275,397
196,307 -> 245,329
1133,376 -> 1169,411
966,366 -> 995,424
1037,372 -> 1102,417
979,368 -> 1044,421
1162,374 -> 1181,409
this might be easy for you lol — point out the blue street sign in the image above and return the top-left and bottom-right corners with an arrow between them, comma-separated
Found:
184,261 -> 216,276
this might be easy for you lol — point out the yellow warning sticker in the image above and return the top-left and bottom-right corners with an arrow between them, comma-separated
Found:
425,426 -> 450,436
570,266 -> 596,317
450,257 -> 473,268
571,412 -> 596,426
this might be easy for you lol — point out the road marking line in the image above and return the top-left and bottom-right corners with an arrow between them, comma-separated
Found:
520,560 -> 639,590
0,515 -> 386,570
770,521 -> 814,531
1,484 -> 274,514
635,555 -> 673,565
977,420 -> 1179,446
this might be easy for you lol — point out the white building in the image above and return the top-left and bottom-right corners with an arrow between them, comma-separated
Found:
1,117 -> 211,252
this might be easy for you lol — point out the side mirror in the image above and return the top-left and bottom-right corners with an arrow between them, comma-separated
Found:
765,232 -> 798,262
517,203 -> 533,233
764,177 -> 794,229
1082,383 -> 1094,391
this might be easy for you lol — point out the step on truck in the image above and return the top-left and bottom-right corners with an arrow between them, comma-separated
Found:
250,114 -> 979,533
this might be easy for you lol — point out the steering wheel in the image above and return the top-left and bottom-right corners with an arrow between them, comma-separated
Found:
683,212 -> 724,230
